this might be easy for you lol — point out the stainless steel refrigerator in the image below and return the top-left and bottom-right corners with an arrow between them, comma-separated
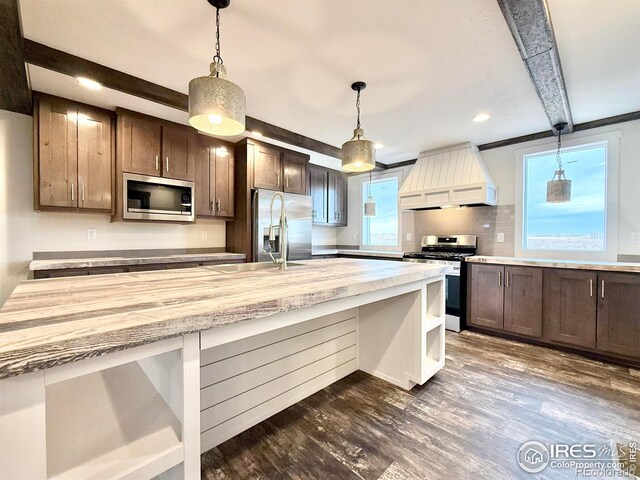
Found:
253,189 -> 312,262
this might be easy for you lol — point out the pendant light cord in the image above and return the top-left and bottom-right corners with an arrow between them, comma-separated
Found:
355,88 -> 362,140
213,8 -> 223,77
556,127 -> 563,170
368,169 -> 372,196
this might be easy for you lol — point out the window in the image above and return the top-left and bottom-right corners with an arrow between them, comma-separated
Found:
524,143 -> 607,252
361,175 -> 400,249
516,131 -> 619,261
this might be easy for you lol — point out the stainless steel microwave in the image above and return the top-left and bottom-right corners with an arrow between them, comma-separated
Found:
123,173 -> 195,222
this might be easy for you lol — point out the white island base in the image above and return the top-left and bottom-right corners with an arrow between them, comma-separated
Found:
0,276 -> 445,480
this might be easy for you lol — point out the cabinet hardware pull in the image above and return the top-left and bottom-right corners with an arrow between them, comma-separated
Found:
166,157 -> 169,172
498,271 -> 502,287
506,272 -> 510,287
210,200 -> 214,211
81,185 -> 85,202
590,279 -> 593,297
155,155 -> 159,171
601,280 -> 605,298
286,176 -> 289,188
276,173 -> 280,187
216,199 -> 220,212
70,184 -> 75,202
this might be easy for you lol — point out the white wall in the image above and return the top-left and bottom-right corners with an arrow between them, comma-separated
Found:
480,119 -> 640,256
311,225 -> 337,246
0,110 -> 226,305
339,119 -> 640,257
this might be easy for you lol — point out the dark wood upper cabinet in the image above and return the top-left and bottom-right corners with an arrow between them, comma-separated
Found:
468,264 -> 504,330
503,266 -> 542,338
253,143 -> 282,190
309,167 -> 328,224
328,171 -> 347,226
34,94 -> 113,213
161,125 -> 195,181
36,96 -> 78,208
195,143 -> 211,216
118,113 -> 161,177
195,136 -> 234,218
282,151 -> 307,195
544,269 -> 597,349
597,272 -> 640,358
76,107 -> 113,210
213,144 -> 234,217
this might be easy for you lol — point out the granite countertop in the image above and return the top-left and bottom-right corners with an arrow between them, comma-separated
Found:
467,256 -> 640,273
312,248 -> 404,259
0,258 -> 449,379
29,252 -> 246,271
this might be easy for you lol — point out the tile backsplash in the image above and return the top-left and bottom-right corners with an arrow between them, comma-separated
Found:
406,205 -> 516,256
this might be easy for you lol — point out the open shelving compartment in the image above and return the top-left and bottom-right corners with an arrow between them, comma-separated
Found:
420,278 -> 446,383
44,339 -> 186,480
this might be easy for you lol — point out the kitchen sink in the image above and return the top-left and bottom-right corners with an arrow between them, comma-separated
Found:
211,262 -> 305,274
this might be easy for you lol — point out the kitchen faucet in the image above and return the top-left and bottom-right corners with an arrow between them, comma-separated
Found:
264,192 -> 288,270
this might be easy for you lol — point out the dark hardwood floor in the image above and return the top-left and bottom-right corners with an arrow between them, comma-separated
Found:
201,331 -> 640,479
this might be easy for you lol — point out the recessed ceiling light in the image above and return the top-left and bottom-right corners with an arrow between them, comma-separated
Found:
472,113 -> 490,122
375,143 -> 384,149
76,77 -> 102,90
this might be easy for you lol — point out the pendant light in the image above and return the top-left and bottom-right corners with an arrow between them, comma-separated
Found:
364,169 -> 376,217
546,122 -> 571,203
189,0 -> 245,136
342,82 -> 376,172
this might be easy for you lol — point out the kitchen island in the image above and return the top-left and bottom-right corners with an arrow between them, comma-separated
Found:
0,258 -> 448,480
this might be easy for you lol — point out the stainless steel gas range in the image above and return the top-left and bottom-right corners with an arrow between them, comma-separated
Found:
403,235 -> 477,332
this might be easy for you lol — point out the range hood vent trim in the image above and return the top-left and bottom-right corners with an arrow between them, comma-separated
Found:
398,142 -> 498,210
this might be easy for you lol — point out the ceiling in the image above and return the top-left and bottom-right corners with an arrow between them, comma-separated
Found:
20,0 -> 640,165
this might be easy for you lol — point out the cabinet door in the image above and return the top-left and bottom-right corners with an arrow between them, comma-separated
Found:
253,144 -> 281,190
282,151 -> 307,195
328,171 -> 347,225
77,107 -> 112,211
335,173 -> 348,226
468,264 -> 504,330
309,167 -> 328,224
544,269 -> 597,348
213,144 -> 234,217
162,126 -> 195,181
194,143 -> 212,216
503,267 -> 542,338
597,272 -> 640,358
119,114 -> 161,176
37,98 -> 78,208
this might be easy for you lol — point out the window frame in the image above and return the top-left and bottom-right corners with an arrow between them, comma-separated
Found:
515,131 -> 620,261
358,170 -> 404,252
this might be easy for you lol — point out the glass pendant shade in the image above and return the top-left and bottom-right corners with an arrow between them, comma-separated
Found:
364,195 -> 376,216
189,62 -> 246,136
546,169 -> 572,203
342,128 -> 376,172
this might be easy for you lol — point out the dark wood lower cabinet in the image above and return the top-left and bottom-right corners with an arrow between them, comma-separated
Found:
468,263 -> 640,366
544,269 -> 597,348
503,266 -> 542,338
597,272 -> 640,358
468,264 -> 504,330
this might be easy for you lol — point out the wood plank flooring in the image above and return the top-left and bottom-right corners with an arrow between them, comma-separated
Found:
201,331 -> 640,479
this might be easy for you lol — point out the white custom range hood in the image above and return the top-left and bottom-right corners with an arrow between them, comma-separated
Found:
399,143 -> 497,210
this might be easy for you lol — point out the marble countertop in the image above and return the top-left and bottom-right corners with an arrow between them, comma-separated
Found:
467,256 -> 640,273
29,252 -> 246,271
0,258 -> 449,379
312,249 -> 404,259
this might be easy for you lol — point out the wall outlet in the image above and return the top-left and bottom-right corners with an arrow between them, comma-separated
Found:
87,228 -> 97,240
201,230 -> 208,240
632,232 -> 640,244
406,233 -> 412,241
496,232 -> 505,243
